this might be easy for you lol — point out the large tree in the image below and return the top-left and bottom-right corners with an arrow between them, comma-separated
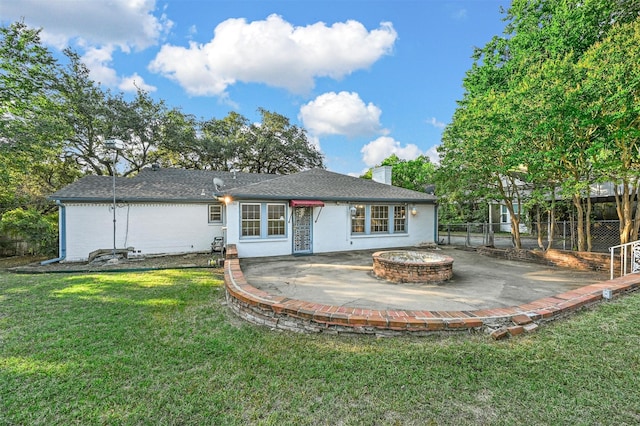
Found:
236,108 -> 324,174
106,89 -> 182,176
0,21 -> 76,213
159,111 -> 244,171
161,109 -> 324,174
362,154 -> 436,192
438,0 -> 640,251
579,19 -> 640,244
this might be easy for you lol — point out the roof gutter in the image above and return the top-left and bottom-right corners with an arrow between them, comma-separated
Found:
50,197 -> 215,204
41,200 -> 67,265
218,193 -> 437,204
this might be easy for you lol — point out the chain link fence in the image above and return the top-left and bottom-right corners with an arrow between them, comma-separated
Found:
438,220 -> 623,253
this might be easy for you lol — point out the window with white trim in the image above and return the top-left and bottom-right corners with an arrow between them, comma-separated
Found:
241,203 -> 261,237
393,206 -> 406,232
370,205 -> 389,233
240,202 -> 288,239
267,204 -> 286,236
208,204 -> 223,223
350,204 -> 408,235
351,205 -> 365,234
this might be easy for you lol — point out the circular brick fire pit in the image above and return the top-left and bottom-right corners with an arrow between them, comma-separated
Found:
372,250 -> 454,283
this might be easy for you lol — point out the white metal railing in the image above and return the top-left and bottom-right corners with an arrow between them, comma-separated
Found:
609,240 -> 640,280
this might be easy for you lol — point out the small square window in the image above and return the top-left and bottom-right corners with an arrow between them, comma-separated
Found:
209,204 -> 223,223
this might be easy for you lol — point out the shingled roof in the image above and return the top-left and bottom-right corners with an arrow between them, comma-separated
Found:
49,167 -> 277,202
50,167 -> 436,204
221,168 -> 436,203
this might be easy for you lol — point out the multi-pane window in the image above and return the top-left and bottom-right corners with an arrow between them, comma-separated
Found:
501,204 -> 520,223
267,204 -> 286,236
500,205 -> 508,223
240,203 -> 287,238
351,204 -> 408,235
241,203 -> 261,237
394,206 -> 406,232
208,204 -> 223,223
351,205 -> 365,233
370,205 -> 389,233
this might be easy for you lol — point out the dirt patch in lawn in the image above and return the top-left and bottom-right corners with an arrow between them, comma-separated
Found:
3,252 -> 222,273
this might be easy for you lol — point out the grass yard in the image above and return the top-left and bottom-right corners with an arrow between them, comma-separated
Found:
1,268 -> 639,425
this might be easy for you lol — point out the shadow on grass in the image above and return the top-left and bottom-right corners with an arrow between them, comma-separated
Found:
2,269 -> 640,425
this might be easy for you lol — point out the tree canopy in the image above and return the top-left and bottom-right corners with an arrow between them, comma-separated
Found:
161,108 -> 324,174
0,20 -> 325,216
361,154 -> 436,192
437,0 -> 640,250
0,20 -> 325,252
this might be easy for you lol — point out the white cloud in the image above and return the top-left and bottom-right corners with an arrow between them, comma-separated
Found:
82,47 -> 156,93
307,134 -> 321,150
360,136 -> 423,167
299,91 -> 385,138
2,0 -> 169,93
427,117 -> 446,129
119,73 -> 157,93
149,14 -> 397,96
425,145 -> 441,164
82,46 -> 119,86
1,0 -> 172,51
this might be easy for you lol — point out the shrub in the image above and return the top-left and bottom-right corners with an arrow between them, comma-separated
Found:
0,208 -> 58,256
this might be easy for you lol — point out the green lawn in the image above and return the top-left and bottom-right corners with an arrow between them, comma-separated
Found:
1,269 -> 639,425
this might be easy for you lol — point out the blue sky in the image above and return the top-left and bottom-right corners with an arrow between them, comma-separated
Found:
1,0 -> 510,176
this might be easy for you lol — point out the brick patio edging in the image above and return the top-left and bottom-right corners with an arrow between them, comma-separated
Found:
223,245 -> 640,339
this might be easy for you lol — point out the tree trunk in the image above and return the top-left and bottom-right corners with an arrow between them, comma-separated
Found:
508,201 -> 522,250
536,206 -> 544,250
614,182 -> 634,245
510,216 -> 522,249
586,195 -> 592,252
572,194 -> 586,251
632,183 -> 640,241
547,197 -> 556,251
502,197 -> 522,250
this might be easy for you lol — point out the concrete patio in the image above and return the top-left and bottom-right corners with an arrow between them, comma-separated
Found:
239,246 -> 608,311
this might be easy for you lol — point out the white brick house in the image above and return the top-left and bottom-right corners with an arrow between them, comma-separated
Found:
48,167 -> 438,261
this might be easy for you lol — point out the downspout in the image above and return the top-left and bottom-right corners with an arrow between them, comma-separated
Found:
434,203 -> 439,244
41,200 -> 66,265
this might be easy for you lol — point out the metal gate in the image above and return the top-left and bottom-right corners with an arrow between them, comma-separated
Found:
292,207 -> 313,254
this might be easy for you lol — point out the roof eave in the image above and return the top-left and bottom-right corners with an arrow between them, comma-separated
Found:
50,196 -> 216,203
217,193 -> 436,204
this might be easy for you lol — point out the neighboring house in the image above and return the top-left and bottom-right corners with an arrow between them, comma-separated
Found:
489,181 -> 626,234
47,166 -> 438,262
488,202 -> 528,233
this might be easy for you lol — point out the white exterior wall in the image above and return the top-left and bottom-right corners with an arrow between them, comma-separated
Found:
63,202 -> 224,262
62,200 -> 437,261
224,201 -> 292,258
495,203 -> 529,233
227,201 -> 437,259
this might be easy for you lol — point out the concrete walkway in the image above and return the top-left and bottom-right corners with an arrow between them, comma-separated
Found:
240,246 -> 609,312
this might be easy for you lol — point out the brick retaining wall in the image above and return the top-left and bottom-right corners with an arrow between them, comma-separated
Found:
475,246 -> 619,273
223,245 -> 640,339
